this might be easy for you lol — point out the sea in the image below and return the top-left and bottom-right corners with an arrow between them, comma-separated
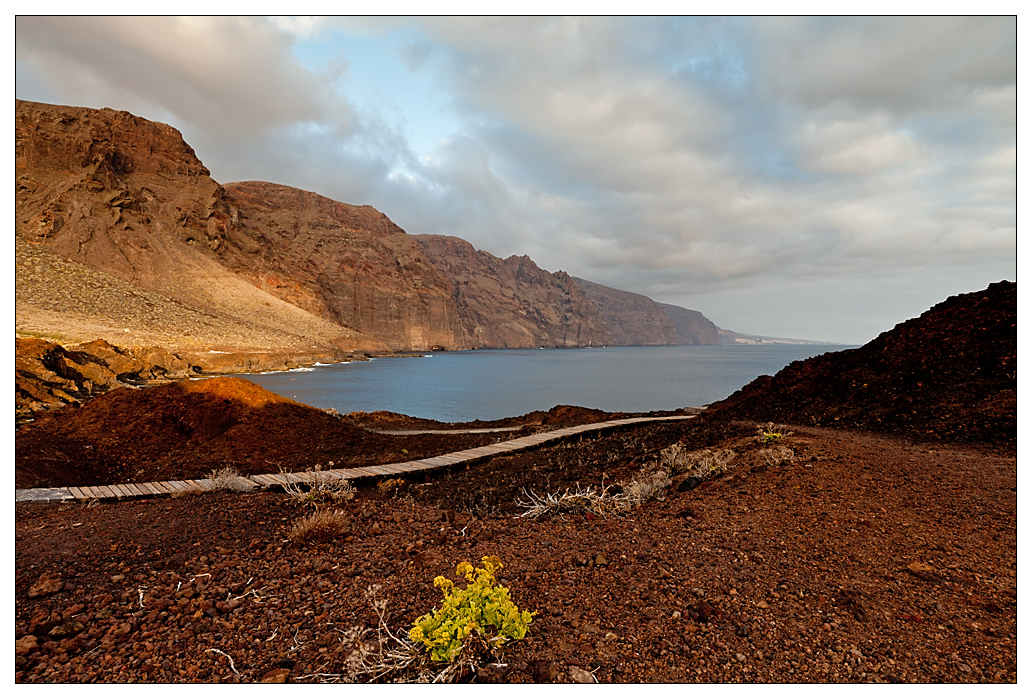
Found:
232,344 -> 853,423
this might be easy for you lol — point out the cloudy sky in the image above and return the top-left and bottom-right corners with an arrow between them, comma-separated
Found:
15,15 -> 1016,344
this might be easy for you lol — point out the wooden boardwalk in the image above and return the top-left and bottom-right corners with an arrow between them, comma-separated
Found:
15,415 -> 694,504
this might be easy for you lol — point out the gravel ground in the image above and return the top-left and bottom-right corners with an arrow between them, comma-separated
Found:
15,423 -> 1017,684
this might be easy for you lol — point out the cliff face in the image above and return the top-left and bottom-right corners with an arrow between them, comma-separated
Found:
416,235 -> 611,348
658,303 -> 720,345
571,278 -> 677,346
215,182 -> 464,351
14,100 -> 458,352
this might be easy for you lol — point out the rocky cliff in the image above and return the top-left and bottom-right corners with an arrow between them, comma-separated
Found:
571,278 -> 677,346
214,181 -> 463,351
415,235 -> 611,348
15,100 -> 457,352
15,99 -> 725,357
658,303 -> 720,345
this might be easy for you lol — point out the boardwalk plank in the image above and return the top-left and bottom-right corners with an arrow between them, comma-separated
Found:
12,416 -> 694,504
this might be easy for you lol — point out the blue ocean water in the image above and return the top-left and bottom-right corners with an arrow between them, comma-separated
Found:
233,344 -> 852,423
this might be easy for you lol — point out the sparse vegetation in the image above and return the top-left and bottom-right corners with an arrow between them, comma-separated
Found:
515,483 -> 626,519
619,469 -> 671,507
409,556 -> 534,664
207,467 -> 255,493
281,466 -> 355,507
758,422 -> 793,444
760,445 -> 795,467
288,508 -> 349,544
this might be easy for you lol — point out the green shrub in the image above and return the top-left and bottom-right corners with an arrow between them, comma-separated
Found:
758,422 -> 793,444
409,556 -> 535,662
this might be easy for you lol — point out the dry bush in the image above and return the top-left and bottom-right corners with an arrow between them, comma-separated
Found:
282,468 -> 355,508
659,444 -> 737,480
516,468 -> 672,519
377,478 -> 407,496
207,467 -> 255,493
757,422 -> 794,444
296,585 -> 467,683
677,448 -> 736,479
516,484 -> 625,519
759,445 -> 795,467
289,509 -> 349,544
659,443 -> 689,472
620,469 -> 671,507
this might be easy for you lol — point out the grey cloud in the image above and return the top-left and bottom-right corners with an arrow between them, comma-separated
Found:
14,16 -> 1015,344
15,17 -> 347,145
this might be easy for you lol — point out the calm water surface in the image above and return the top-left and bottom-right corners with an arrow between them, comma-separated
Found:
234,344 -> 852,423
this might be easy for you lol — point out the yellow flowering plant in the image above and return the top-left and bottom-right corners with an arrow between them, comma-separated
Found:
409,555 -> 535,663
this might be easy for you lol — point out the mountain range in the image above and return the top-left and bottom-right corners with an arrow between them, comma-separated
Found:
15,99 -> 813,359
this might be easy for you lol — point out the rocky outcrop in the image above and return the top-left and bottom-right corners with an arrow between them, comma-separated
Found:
658,303 -> 720,345
415,235 -> 611,348
14,337 -> 368,426
15,337 -> 203,425
704,281 -> 1016,443
215,182 -> 464,351
571,278 -> 677,346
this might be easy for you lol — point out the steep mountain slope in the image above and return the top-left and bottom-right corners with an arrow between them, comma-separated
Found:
14,100 -> 454,352
658,302 -> 720,345
15,100 -> 384,352
16,99 -> 727,354
571,277 -> 678,346
415,235 -> 611,348
704,281 -> 1016,443
214,182 -> 463,351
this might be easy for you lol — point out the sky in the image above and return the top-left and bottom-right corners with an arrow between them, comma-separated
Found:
14,15 -> 1017,344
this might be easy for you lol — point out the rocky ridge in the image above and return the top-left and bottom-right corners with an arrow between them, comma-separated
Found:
15,100 -> 386,354
415,235 -> 611,348
17,99 -> 723,356
572,277 -> 678,346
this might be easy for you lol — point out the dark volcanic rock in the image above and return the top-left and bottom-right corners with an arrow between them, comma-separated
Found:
14,377 -> 379,488
416,234 -> 611,348
572,277 -> 677,346
704,281 -> 1016,443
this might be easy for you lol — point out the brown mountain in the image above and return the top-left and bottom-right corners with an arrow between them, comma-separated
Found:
704,281 -> 1016,443
658,302 -> 720,345
570,277 -> 677,346
15,100 -> 460,353
15,99 -> 724,357
212,181 -> 463,351
415,235 -> 611,348
15,100 -> 385,352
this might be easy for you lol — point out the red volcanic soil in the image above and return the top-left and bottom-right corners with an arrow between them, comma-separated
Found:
14,282 -> 1017,683
15,376 -> 633,489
